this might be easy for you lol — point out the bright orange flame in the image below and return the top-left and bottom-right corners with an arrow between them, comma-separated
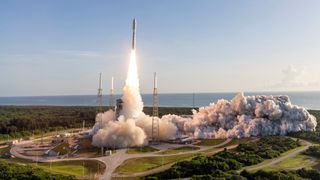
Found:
126,50 -> 139,88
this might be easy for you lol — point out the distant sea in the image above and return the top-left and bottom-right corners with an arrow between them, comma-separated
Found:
1,92 -> 320,110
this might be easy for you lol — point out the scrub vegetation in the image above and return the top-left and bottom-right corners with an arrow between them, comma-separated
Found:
0,161 -> 76,179
0,106 -> 193,141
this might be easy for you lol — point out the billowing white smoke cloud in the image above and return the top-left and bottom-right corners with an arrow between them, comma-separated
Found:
178,93 -> 317,139
90,50 -> 317,148
91,92 -> 317,148
91,110 -> 148,148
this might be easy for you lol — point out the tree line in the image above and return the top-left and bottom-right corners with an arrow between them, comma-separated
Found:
0,106 -> 193,141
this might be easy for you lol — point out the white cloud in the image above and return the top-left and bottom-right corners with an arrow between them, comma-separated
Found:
268,65 -> 320,90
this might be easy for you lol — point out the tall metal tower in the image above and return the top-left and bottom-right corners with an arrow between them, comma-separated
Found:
152,72 -> 159,142
97,73 -> 104,155
97,73 -> 103,113
109,76 -> 115,109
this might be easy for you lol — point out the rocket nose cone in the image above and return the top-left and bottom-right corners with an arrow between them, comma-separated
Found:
133,19 -> 136,29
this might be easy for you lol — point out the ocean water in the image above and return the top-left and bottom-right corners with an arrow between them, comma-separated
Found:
1,92 -> 320,110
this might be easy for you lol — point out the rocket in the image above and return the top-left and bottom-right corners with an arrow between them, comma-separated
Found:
132,18 -> 136,50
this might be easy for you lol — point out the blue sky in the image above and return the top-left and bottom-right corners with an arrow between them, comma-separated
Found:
1,0 -> 320,96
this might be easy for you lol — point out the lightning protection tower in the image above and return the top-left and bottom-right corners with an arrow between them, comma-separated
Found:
152,72 -> 159,143
97,73 -> 103,113
109,76 -> 115,109
97,73 -> 104,155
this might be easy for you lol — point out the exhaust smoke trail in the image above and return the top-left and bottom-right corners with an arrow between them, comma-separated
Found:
121,50 -> 143,119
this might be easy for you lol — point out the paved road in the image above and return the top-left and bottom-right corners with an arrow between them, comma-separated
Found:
10,137 -> 232,180
98,138 -> 232,180
244,139 -> 313,172
114,143 -> 239,178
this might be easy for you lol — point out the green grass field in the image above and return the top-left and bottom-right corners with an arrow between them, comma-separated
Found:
159,146 -> 200,154
36,160 -> 105,178
243,145 -> 307,171
6,158 -> 105,178
126,146 -> 159,154
115,153 -> 197,174
262,154 -> 316,171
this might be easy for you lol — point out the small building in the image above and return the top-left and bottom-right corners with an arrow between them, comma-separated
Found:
105,150 -> 112,156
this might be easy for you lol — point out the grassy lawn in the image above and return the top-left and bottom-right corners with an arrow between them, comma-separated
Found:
196,139 -> 226,146
36,160 -> 105,178
262,154 -> 316,171
159,146 -> 200,154
115,153 -> 197,174
126,146 -> 159,154
5,158 -> 105,178
244,145 -> 307,171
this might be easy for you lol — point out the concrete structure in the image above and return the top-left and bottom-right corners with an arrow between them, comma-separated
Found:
105,150 -> 112,156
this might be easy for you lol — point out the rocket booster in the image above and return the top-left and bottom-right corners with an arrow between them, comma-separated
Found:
132,18 -> 136,50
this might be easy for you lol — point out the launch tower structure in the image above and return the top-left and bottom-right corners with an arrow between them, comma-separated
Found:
152,72 -> 159,143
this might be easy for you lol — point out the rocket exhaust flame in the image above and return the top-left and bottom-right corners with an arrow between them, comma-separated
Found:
126,50 -> 139,88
